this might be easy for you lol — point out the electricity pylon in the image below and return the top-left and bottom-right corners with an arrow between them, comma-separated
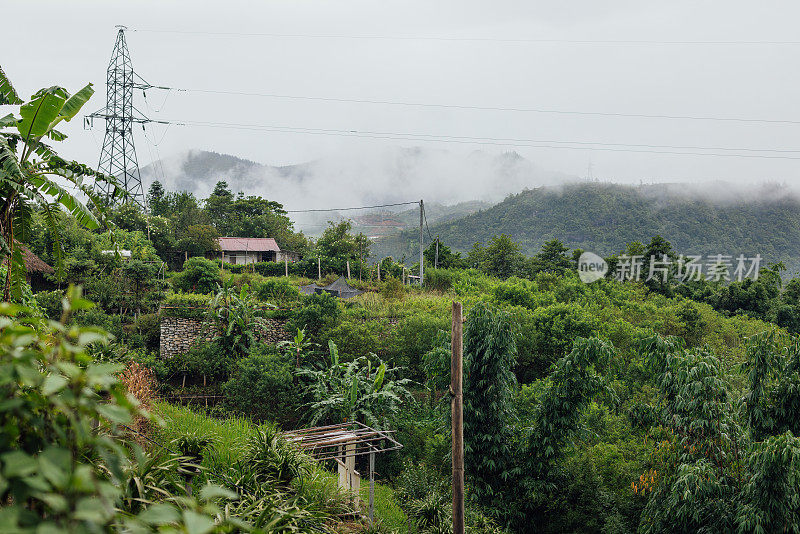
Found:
85,26 -> 168,206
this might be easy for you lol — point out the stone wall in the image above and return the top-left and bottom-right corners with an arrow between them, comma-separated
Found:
160,316 -> 292,357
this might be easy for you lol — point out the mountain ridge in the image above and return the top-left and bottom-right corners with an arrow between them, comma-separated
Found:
371,181 -> 800,274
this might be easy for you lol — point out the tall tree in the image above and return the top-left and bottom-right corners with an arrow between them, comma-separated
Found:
463,302 -> 520,512
528,239 -> 572,275
480,234 -> 525,279
146,180 -> 169,216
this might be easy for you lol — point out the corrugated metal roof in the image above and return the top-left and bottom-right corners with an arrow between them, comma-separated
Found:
217,237 -> 280,252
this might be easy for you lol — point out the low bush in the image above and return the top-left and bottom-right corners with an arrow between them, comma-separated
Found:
381,277 -> 405,299
256,277 -> 301,305
287,291 -> 341,335
180,341 -> 235,383
134,312 -> 160,351
423,268 -> 454,292
172,256 -> 221,294
223,344 -> 299,425
34,289 -> 63,320
161,292 -> 210,319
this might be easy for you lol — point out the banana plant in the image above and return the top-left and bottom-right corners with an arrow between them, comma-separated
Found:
0,66 -> 123,300
296,340 -> 414,429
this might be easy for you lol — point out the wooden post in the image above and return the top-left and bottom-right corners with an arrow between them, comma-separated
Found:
451,301 -> 465,534
369,450 -> 375,523
377,261 -> 381,282
318,257 -> 322,280
435,237 -> 439,269
285,256 -> 289,277
347,260 -> 351,279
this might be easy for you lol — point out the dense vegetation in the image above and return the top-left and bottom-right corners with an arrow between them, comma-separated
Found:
374,182 -> 800,275
5,68 -> 800,533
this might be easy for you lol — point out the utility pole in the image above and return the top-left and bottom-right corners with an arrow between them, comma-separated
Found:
85,26 -> 170,206
435,236 -> 439,269
419,199 -> 424,285
451,301 -> 464,534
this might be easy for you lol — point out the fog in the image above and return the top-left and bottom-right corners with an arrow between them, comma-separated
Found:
4,0 -> 800,210
140,146 -> 573,209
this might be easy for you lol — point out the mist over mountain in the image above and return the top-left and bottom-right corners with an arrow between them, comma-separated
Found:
373,181 -> 800,274
140,147 -> 573,223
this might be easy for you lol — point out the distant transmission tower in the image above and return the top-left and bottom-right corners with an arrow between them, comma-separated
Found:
85,26 -> 169,206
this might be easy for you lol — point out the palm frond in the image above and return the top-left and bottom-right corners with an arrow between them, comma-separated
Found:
0,66 -> 22,105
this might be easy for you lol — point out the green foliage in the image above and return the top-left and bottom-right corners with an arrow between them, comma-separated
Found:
524,302 -> 599,380
528,338 -> 614,477
297,341 -> 413,429
134,312 -> 161,351
223,345 -> 299,425
742,331 -> 800,440
175,223 -> 220,255
34,288 -> 63,319
179,340 -> 235,382
463,302 -> 520,511
423,240 -> 466,269
385,313 -> 449,380
0,73 -> 119,300
207,279 -> 272,359
527,238 -> 572,276
474,234 -> 525,279
315,220 -> 370,272
172,256 -> 221,294
381,276 -> 405,299
255,277 -> 300,305
288,291 -> 341,335
245,424 -> 311,487
161,292 -> 210,319
0,288 -> 238,532
423,268 -> 455,292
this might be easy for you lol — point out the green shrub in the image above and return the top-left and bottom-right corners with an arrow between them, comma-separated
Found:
135,313 -> 161,351
381,277 -> 405,299
520,302 -> 599,380
223,345 -> 299,425
34,289 -> 63,319
384,313 -> 448,380
245,424 -> 311,487
181,341 -> 235,382
323,318 -> 385,360
256,277 -> 301,305
287,291 -> 341,335
493,277 -> 539,309
172,256 -> 221,294
74,306 -> 123,339
161,292 -> 210,319
423,268 -> 454,292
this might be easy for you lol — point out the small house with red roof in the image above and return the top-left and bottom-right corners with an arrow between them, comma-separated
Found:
215,237 -> 299,265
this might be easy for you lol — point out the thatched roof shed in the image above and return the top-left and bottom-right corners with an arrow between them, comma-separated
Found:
20,246 -> 54,275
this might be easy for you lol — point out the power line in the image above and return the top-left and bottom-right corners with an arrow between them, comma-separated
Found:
285,201 -> 419,213
163,119 -> 800,160
129,29 -> 800,46
423,204 -> 434,242
149,87 -> 800,126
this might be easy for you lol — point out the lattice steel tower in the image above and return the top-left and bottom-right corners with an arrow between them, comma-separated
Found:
87,26 -> 161,206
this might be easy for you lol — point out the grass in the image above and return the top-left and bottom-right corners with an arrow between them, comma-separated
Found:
360,481 -> 410,532
152,401 -> 254,468
152,402 -> 410,530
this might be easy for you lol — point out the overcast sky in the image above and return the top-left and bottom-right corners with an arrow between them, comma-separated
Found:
4,0 -> 800,190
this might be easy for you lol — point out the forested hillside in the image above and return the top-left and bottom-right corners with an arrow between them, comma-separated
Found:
374,182 -> 800,273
